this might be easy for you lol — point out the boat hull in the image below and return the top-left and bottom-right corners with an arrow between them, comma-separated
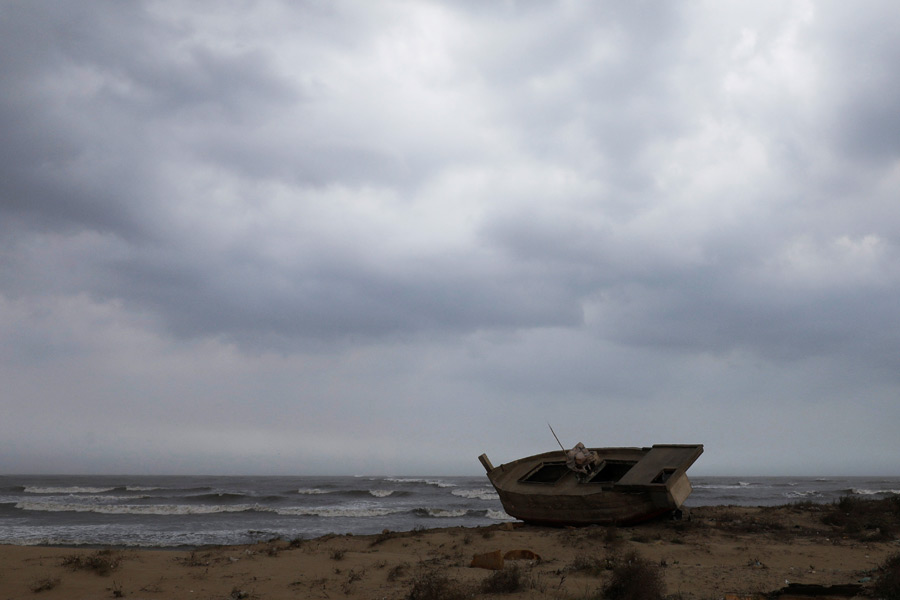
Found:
479,444 -> 702,526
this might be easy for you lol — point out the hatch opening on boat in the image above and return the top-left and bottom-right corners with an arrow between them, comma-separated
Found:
584,460 -> 637,484
520,462 -> 570,484
652,468 -> 677,484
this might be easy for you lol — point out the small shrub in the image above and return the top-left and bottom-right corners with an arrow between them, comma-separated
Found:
872,553 -> 900,600
61,549 -> 121,575
30,577 -> 61,592
601,551 -> 665,600
387,562 -> 408,582
406,569 -> 467,600
567,554 -> 606,577
176,551 -> 209,567
480,564 -> 523,594
330,549 -> 345,560
822,496 -> 900,540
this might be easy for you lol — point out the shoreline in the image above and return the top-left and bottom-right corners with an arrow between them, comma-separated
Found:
2,502 -> 899,599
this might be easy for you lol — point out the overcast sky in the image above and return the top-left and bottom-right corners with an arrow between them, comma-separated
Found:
2,1 -> 899,477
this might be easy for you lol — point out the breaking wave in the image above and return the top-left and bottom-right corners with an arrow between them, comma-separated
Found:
368,490 -> 395,498
848,488 -> 900,496
274,506 -> 408,518
384,478 -> 457,488
24,486 -> 117,495
451,489 -> 499,501
415,508 -> 469,518
16,501 -> 262,516
486,509 -> 516,521
784,490 -> 824,499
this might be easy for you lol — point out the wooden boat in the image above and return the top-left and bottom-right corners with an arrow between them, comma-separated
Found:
478,444 -> 703,526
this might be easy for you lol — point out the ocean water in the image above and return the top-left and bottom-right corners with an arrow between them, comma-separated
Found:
1,474 -> 898,548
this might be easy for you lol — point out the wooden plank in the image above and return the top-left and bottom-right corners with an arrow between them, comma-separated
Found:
615,445 -> 703,487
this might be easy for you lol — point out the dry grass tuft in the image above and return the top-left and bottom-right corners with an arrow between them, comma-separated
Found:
601,551 -> 665,600
566,554 -> 609,577
406,568 -> 468,600
822,496 -> 900,541
30,576 -> 61,592
61,549 -> 121,575
872,552 -> 900,599
480,563 -> 524,594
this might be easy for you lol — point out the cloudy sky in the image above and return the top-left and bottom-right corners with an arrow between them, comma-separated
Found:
2,1 -> 899,477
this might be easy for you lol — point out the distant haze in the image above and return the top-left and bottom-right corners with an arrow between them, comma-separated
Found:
2,1 -> 899,476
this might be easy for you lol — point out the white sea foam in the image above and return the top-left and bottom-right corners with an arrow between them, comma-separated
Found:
485,509 -> 516,521
695,483 -> 754,490
851,488 -> 900,496
784,490 -> 822,499
296,488 -> 330,495
125,486 -> 162,492
451,488 -> 499,501
24,486 -> 116,494
368,490 -> 394,498
274,506 -> 405,518
385,478 -> 457,488
422,508 -> 468,518
16,501 -> 262,516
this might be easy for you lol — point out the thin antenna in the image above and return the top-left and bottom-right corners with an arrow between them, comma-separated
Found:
548,423 -> 566,452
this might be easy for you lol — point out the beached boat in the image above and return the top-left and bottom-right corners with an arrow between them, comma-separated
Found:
478,443 -> 703,526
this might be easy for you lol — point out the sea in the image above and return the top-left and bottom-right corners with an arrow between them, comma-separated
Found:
1,475 -> 899,548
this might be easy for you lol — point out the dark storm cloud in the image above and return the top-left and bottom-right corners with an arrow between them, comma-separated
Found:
813,1 -> 900,163
3,1 -> 900,475
0,1 -> 297,237
4,0 -> 899,353
96,240 -> 583,345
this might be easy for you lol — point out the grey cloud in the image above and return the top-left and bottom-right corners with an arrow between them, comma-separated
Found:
98,243 -> 584,346
3,1 -> 900,475
813,2 -> 900,163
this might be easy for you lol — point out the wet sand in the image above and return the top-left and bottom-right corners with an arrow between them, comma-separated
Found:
2,503 -> 898,599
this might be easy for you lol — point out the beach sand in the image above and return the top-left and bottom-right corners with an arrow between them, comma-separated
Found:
2,503 -> 898,599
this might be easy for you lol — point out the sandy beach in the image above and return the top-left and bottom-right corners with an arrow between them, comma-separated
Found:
2,501 -> 898,600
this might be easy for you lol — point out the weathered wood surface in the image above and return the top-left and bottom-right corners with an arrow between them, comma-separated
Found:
481,444 -> 703,526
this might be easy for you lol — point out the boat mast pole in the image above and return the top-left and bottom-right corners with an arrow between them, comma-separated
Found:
548,423 -> 567,452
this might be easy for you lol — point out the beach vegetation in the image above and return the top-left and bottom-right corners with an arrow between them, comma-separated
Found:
387,562 -> 409,582
479,563 -> 524,594
176,551 -> 210,567
262,542 -> 282,556
872,552 -> 900,600
600,551 -> 665,600
566,554 -> 608,577
61,549 -> 121,575
405,568 -> 468,600
822,496 -> 900,540
29,576 -> 61,592
329,549 -> 345,560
